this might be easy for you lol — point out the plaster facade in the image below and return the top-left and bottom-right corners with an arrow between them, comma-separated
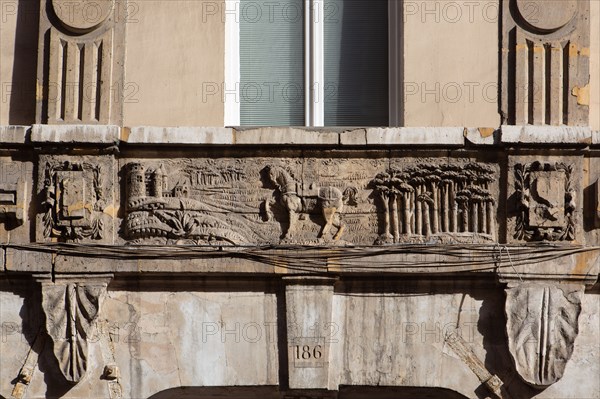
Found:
1,0 -> 599,398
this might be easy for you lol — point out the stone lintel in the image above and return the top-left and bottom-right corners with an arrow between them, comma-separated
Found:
0,126 -> 29,144
31,124 -> 120,144
501,125 -> 592,145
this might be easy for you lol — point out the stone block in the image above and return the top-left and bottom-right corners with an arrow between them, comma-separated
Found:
31,124 -> 120,144
123,126 -> 234,145
234,127 -> 339,145
501,125 -> 592,144
4,248 -> 52,272
366,127 -> 464,145
339,129 -> 367,145
0,126 -> 28,143
463,127 -> 497,145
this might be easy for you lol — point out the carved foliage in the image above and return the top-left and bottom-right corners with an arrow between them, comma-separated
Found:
41,281 -> 108,383
514,162 -> 575,241
371,162 -> 496,244
41,160 -> 106,241
505,284 -> 583,388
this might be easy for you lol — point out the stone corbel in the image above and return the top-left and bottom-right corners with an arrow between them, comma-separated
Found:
499,255 -> 598,388
36,274 -> 113,383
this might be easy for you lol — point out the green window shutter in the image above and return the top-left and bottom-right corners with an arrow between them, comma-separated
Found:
240,0 -> 305,126
324,0 -> 389,126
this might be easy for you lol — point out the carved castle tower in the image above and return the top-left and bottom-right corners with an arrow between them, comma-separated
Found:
127,163 -> 146,199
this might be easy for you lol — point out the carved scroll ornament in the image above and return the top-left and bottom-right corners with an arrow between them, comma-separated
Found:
41,278 -> 110,383
505,283 -> 583,388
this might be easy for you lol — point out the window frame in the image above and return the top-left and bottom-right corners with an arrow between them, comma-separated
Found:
225,0 -> 402,127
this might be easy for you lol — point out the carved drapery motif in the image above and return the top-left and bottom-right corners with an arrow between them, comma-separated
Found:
36,0 -> 126,124
514,162 -> 575,241
501,0 -> 590,125
371,163 -> 496,244
505,283 -> 583,388
41,279 -> 109,383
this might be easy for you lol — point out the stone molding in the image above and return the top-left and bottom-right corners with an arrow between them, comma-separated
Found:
4,125 -> 600,146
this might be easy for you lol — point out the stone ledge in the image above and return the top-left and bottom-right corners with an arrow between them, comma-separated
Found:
123,126 -> 234,144
593,130 -> 600,146
234,127 -> 339,145
464,127 -> 499,145
0,125 -> 29,144
365,127 -> 465,145
501,125 -> 592,144
31,124 -> 120,143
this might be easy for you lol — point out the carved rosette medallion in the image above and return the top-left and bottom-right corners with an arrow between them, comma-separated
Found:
371,162 -> 497,244
505,284 -> 583,388
514,162 -> 575,241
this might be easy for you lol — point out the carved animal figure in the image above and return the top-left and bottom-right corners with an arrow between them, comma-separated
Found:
262,165 -> 358,241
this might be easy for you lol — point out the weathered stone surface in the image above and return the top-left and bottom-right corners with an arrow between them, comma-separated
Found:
505,283 -> 584,388
39,275 -> 111,383
366,127 -> 465,145
4,249 -> 53,272
0,126 -> 28,143
501,126 -> 592,144
508,155 -> 584,244
35,0 -> 126,125
339,129 -> 367,146
124,126 -> 234,144
501,0 -> 590,125
234,127 -> 339,145
30,124 -> 120,143
463,127 -> 498,145
285,277 -> 335,390
36,154 -> 116,244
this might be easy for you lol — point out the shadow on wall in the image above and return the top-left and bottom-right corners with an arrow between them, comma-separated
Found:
148,386 -> 471,399
147,386 -> 280,399
8,0 -> 39,124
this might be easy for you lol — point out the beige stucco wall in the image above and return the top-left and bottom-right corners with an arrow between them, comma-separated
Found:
0,0 -> 38,125
590,0 -> 599,131
122,0 -> 225,127
402,0 -> 501,127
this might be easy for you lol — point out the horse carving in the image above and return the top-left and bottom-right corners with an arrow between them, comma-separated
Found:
262,165 -> 358,241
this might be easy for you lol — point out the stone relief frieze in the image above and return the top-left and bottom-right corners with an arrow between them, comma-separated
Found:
371,162 -> 497,244
505,283 -> 583,388
261,165 -> 358,242
514,162 -> 575,241
121,158 -> 381,245
36,155 -> 115,243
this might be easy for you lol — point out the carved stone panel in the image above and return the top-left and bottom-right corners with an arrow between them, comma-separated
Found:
511,159 -> 580,242
505,283 -> 584,388
371,162 -> 497,244
39,276 -> 111,383
35,0 -> 127,124
37,155 -> 115,243
501,0 -> 590,125
120,157 -> 384,246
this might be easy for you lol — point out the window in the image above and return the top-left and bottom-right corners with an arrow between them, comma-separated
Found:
226,0 -> 399,126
